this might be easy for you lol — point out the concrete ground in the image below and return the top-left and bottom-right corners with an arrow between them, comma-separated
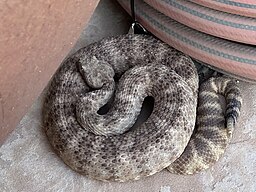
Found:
1,1 -> 256,191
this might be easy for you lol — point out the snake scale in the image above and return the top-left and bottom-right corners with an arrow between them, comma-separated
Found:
43,34 -> 242,182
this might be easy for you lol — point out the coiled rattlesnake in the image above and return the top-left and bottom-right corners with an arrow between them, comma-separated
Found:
43,34 -> 242,182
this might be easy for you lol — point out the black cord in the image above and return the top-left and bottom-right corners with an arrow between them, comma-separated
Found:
129,0 -> 150,34
130,0 -> 136,22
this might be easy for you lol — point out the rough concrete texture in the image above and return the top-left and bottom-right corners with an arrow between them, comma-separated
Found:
1,0 -> 256,191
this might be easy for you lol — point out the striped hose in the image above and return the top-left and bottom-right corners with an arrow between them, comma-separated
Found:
117,0 -> 256,82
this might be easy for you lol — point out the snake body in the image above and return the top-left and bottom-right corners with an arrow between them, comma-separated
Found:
43,34 -> 242,182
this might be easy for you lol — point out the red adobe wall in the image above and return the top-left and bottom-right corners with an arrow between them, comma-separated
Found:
0,0 -> 99,145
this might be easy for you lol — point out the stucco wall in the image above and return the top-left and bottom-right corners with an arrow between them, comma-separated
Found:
0,0 -> 99,144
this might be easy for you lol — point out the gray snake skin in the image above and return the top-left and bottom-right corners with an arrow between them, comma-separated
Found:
43,34 -> 242,182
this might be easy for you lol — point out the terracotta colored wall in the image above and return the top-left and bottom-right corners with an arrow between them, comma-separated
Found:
0,0 -> 99,145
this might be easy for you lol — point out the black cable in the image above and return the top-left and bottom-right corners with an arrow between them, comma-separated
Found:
130,0 -> 136,22
129,0 -> 149,34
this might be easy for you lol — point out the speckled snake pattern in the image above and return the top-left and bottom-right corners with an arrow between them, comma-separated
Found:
43,34 -> 242,182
